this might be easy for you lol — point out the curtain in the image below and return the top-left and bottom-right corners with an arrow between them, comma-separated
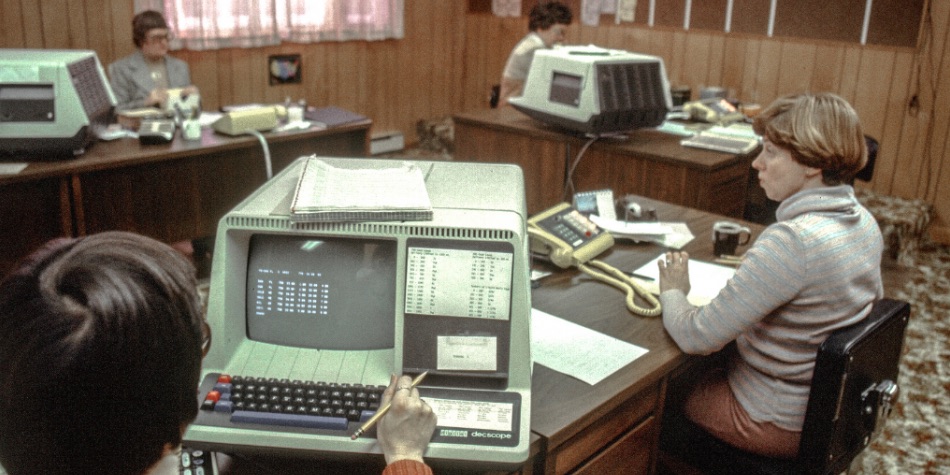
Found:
134,0 -> 404,51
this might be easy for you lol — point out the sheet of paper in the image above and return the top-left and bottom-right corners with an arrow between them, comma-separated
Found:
531,308 -> 648,385
650,222 -> 694,249
616,0 -> 637,22
630,255 -> 736,306
530,269 -> 552,281
198,111 -> 223,127
589,214 -> 671,236
437,336 -> 497,371
491,0 -> 521,17
0,163 -> 28,175
589,215 -> 694,249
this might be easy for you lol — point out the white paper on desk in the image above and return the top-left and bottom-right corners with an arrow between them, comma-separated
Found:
650,222 -> 694,249
589,216 -> 694,250
531,308 -> 648,385
589,215 -> 671,237
0,163 -> 28,175
630,255 -> 736,306
198,112 -> 222,127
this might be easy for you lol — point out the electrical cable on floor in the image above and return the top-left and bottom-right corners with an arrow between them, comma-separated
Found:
246,129 -> 273,179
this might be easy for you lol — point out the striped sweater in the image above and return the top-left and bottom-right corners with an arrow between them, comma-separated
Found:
660,185 -> 883,431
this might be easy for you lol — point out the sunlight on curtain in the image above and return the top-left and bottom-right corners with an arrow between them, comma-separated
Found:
134,0 -> 403,51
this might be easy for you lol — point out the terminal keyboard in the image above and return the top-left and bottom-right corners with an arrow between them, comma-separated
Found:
190,372 -> 525,456
199,373 -> 385,433
681,132 -> 759,154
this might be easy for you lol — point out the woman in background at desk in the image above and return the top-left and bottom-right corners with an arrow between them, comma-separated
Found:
657,93 -> 883,459
497,1 -> 572,108
109,10 -> 209,265
0,232 -> 436,475
108,10 -> 199,111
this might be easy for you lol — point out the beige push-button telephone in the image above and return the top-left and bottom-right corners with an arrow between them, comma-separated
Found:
528,203 -> 662,317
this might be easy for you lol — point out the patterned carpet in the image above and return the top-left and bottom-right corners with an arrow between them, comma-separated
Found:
857,240 -> 950,474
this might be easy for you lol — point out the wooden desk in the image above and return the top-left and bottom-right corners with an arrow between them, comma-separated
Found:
453,108 -> 757,219
528,197 -> 762,475
0,120 -> 370,277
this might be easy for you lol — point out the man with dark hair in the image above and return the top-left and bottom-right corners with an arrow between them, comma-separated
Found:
498,1 -> 573,107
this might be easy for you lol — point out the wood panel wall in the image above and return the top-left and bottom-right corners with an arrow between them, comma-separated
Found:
3,0 -> 950,243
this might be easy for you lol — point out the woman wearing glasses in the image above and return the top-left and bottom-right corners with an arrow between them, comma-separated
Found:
108,10 -> 199,111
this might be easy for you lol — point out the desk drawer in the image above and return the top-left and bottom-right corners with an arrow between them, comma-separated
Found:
549,383 -> 660,474
572,415 -> 656,475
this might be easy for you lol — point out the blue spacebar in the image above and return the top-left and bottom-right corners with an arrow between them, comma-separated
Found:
231,411 -> 349,430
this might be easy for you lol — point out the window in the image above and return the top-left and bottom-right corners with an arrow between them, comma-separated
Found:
135,0 -> 403,50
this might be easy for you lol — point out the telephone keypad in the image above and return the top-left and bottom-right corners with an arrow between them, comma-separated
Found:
545,210 -> 600,248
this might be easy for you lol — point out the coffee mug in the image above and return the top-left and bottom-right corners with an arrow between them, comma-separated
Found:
712,221 -> 751,257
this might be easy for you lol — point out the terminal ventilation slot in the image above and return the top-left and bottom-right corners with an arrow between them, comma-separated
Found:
593,61 -> 667,130
597,62 -> 665,112
68,55 -> 112,119
225,216 -> 515,240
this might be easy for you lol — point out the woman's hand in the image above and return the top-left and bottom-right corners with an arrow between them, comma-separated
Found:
658,251 -> 691,295
377,374 -> 437,465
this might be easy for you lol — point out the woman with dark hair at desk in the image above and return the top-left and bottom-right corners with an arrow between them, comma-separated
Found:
0,232 -> 436,475
108,10 -> 199,111
656,93 -> 883,459
497,1 -> 573,108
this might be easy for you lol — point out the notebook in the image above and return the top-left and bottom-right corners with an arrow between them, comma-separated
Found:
289,156 -> 433,223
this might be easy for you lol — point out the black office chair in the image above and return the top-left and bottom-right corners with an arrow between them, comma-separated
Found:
852,135 -> 878,183
660,298 -> 910,475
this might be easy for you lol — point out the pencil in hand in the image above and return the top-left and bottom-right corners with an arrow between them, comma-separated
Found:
350,371 -> 428,440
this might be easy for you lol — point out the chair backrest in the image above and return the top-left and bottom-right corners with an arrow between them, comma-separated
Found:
798,298 -> 910,474
852,135 -> 879,183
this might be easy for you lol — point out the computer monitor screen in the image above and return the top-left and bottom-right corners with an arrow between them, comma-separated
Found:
550,71 -> 583,106
246,234 -> 397,350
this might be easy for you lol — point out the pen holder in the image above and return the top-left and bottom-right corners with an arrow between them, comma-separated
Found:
182,119 -> 202,140
287,105 -> 304,123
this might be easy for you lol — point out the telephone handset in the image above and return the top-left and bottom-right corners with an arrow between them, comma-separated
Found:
528,203 -> 662,317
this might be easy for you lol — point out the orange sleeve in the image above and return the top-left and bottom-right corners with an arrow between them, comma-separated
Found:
381,459 -> 433,475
